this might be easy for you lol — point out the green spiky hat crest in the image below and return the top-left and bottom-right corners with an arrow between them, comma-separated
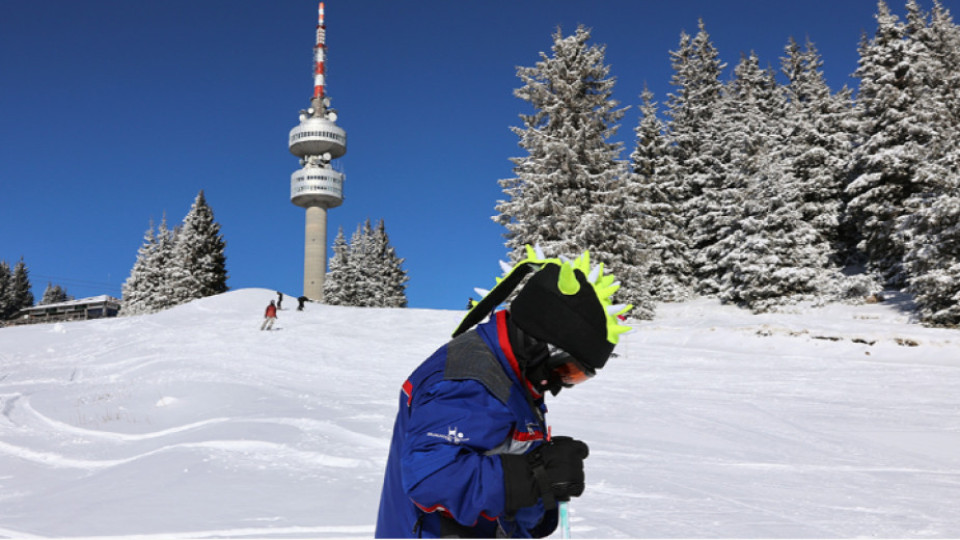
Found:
454,245 -> 632,370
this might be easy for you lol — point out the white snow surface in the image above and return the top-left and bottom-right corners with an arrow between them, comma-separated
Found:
1,288 -> 959,539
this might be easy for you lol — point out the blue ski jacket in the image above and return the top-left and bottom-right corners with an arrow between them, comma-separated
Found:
375,311 -> 558,538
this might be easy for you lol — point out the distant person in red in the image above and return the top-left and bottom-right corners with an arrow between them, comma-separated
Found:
261,300 -> 278,331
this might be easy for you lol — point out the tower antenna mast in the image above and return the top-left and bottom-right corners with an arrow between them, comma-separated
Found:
312,2 -> 326,111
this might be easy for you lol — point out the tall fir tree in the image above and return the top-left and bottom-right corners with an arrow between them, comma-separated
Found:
897,0 -> 960,324
323,227 -> 352,306
7,257 -> 34,315
367,220 -> 409,308
122,192 -> 228,316
148,217 -> 178,313
712,151 -> 837,311
121,222 -> 157,316
0,261 -> 11,320
846,0 -> 934,286
928,0 -> 960,120
698,52 -> 785,295
348,220 -> 376,307
663,20 -> 728,292
121,216 -> 177,315
495,25 -> 628,264
169,190 -> 229,304
901,180 -> 960,325
40,283 -> 70,305
0,258 -> 34,319
629,86 -> 693,304
326,220 -> 408,308
780,37 -> 856,264
700,51 -> 835,309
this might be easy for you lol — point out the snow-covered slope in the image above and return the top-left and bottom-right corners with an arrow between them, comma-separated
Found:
1,289 -> 959,538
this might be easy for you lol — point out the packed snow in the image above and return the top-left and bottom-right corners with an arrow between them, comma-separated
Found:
1,288 -> 959,538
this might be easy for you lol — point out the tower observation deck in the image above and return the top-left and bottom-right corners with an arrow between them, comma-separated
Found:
289,2 -> 346,301
289,116 -> 346,209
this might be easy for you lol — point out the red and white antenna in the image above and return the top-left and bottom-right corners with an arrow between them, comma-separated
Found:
312,2 -> 326,105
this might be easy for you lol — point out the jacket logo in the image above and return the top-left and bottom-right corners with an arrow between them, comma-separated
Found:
427,426 -> 470,445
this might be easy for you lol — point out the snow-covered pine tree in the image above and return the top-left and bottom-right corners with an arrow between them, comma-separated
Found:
494,25 -> 628,265
698,51 -> 831,310
663,20 -> 728,293
40,283 -> 70,305
121,217 -> 177,316
589,155 -> 653,317
169,190 -> 228,304
898,0 -> 960,325
323,227 -> 352,306
0,258 -> 33,319
901,176 -> 960,325
927,0 -> 960,121
0,261 -> 11,320
328,220 -> 408,308
713,151 -> 840,312
121,222 -> 156,316
780,37 -> 856,266
629,86 -> 692,306
148,217 -> 178,313
347,220 -> 376,307
697,52 -> 786,296
368,219 -> 409,308
7,257 -> 34,315
846,0 -> 935,287
904,0 -> 956,121
123,193 -> 226,316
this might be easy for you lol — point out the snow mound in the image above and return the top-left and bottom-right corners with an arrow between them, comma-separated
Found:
1,288 -> 959,538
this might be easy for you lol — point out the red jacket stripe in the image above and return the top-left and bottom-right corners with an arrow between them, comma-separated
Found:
495,311 -> 541,399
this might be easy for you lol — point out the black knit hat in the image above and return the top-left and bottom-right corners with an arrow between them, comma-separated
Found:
509,264 -> 615,370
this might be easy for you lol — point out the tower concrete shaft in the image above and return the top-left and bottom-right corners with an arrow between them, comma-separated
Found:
303,205 -> 328,300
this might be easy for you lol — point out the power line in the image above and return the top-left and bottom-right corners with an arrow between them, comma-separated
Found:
30,274 -> 122,295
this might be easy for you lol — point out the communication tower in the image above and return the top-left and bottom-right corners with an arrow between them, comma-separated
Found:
289,2 -> 346,301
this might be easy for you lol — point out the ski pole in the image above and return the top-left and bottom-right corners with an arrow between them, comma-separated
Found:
559,500 -> 571,538
547,426 -> 573,538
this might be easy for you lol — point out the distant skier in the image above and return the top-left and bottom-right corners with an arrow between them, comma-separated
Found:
261,300 -> 278,331
375,246 -> 633,538
276,291 -> 284,310
297,296 -> 308,311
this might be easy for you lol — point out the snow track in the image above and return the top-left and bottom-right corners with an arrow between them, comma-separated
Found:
1,289 -> 959,538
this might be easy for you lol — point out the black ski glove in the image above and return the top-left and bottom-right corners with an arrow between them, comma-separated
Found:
501,436 -> 589,513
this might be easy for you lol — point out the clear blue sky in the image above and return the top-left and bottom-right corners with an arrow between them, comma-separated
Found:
2,0 -> 952,310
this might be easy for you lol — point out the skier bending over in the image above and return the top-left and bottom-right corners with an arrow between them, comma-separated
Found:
375,246 -> 633,538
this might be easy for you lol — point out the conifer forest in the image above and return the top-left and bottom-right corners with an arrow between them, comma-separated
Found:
494,0 -> 960,326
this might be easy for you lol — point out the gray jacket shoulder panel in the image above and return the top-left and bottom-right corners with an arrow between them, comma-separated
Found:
444,331 -> 513,405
